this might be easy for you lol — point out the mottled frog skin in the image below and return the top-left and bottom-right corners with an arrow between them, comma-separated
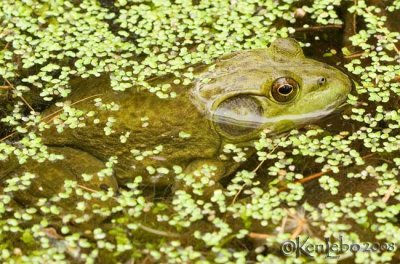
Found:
1,38 -> 351,206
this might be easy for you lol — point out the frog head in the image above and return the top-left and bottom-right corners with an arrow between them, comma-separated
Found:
191,38 -> 352,141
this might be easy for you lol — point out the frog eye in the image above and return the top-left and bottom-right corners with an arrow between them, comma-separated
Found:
318,77 -> 327,86
271,77 -> 299,103
213,96 -> 263,137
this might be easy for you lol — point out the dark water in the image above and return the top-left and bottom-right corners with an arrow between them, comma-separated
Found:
1,1 -> 399,263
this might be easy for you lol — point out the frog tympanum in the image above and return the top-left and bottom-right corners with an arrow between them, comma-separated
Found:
0,38 -> 351,208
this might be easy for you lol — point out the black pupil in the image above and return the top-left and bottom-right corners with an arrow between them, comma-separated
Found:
278,85 -> 293,95
319,77 -> 326,84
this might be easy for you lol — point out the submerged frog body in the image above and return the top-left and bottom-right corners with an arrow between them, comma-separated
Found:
1,38 -> 351,207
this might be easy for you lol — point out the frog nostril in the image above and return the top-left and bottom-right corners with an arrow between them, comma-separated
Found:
317,77 -> 327,86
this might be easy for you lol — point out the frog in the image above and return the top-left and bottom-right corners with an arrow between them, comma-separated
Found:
0,38 -> 351,209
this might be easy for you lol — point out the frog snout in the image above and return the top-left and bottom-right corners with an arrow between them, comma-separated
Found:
330,76 -> 352,105
336,74 -> 352,95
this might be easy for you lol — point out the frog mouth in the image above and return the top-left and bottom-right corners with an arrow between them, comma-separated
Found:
212,93 -> 345,139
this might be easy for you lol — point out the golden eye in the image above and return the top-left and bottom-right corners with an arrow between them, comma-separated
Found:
270,77 -> 299,103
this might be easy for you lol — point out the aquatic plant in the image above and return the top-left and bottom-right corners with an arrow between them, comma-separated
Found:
0,0 -> 399,263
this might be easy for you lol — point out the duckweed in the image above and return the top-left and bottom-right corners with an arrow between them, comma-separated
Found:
0,0 -> 400,263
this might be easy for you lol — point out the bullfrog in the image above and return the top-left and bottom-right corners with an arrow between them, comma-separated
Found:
1,38 -> 351,206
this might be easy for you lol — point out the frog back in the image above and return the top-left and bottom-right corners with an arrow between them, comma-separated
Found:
41,75 -> 222,185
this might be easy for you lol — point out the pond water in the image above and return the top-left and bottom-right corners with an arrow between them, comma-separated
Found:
0,1 -> 399,263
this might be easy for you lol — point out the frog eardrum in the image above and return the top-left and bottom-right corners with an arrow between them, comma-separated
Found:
213,95 -> 264,137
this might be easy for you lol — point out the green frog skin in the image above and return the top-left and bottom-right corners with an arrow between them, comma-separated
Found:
1,38 -> 352,204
